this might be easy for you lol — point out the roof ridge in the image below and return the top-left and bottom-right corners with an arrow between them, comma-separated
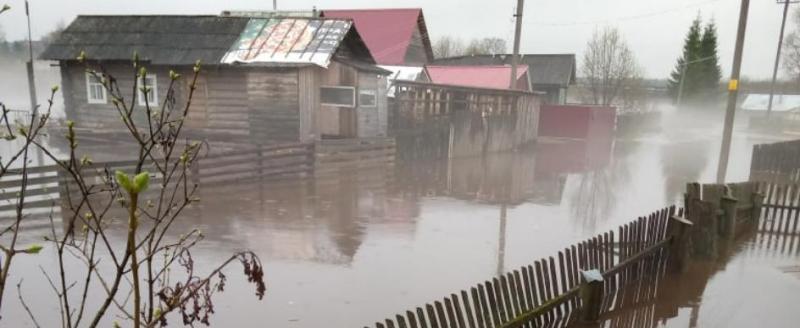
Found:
322,8 -> 422,12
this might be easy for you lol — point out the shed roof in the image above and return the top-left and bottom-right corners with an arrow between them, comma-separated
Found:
40,15 -> 376,69
321,8 -> 433,65
742,94 -> 800,112
432,54 -> 576,87
40,15 -> 250,65
423,65 -> 529,91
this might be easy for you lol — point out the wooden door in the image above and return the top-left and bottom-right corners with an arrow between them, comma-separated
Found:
339,107 -> 357,138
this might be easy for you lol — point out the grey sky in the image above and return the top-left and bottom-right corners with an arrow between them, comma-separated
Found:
0,0 -> 787,79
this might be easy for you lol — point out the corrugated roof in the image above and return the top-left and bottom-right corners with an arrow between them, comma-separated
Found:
423,65 -> 529,91
433,54 -> 576,87
40,15 -> 250,65
322,8 -> 432,65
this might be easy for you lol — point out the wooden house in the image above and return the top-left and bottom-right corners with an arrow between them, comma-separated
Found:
420,65 -> 532,92
40,15 -> 392,142
432,54 -> 576,104
321,8 -> 433,66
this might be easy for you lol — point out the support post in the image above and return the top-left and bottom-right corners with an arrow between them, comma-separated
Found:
751,191 -> 764,223
579,269 -> 604,323
667,215 -> 693,274
716,0 -> 751,183
720,194 -> 738,240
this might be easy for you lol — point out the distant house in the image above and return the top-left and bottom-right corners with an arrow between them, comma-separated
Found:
40,15 -> 391,142
432,54 -> 576,104
420,65 -> 532,91
321,8 -> 433,66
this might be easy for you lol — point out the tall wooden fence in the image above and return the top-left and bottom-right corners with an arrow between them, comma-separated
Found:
391,81 -> 540,158
750,139 -> 800,182
367,206 -> 678,328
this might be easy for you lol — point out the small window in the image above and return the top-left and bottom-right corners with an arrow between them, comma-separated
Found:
137,74 -> 158,106
320,86 -> 355,107
358,89 -> 377,107
86,72 -> 107,104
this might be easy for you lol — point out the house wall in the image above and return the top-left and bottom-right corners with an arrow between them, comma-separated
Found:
355,73 -> 388,138
59,62 -> 187,129
404,26 -> 430,65
318,61 -> 360,138
246,68 -> 300,142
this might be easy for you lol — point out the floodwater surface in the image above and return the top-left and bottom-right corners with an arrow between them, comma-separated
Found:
3,111 -> 799,327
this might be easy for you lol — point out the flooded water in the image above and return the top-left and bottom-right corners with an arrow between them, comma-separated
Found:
3,110 -> 799,327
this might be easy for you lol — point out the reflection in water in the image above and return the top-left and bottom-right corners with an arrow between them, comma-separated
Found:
660,140 -> 711,204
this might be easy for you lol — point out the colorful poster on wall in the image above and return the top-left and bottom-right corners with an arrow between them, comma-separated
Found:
221,18 -> 351,68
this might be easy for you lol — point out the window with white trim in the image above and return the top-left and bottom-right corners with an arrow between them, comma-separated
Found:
137,74 -> 158,106
358,89 -> 377,107
86,72 -> 107,104
320,86 -> 355,107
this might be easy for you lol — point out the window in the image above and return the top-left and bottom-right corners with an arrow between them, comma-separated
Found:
86,72 -> 107,104
137,74 -> 158,106
358,89 -> 377,107
320,86 -> 355,107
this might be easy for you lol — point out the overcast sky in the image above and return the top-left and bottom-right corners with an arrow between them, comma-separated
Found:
0,0 -> 789,79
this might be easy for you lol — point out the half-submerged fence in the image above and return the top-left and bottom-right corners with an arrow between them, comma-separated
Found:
367,206 -> 681,328
0,137 -> 396,217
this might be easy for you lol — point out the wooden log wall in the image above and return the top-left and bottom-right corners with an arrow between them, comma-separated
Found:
367,206 -> 676,328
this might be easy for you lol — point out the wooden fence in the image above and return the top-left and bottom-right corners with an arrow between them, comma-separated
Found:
750,139 -> 800,182
756,181 -> 800,236
367,206 -> 678,328
315,137 -> 396,177
391,80 -> 539,158
0,138 -> 396,217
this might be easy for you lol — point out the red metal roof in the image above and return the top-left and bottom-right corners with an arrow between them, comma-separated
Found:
423,65 -> 530,91
322,8 -> 425,65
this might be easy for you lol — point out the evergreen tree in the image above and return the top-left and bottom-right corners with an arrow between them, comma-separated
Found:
698,20 -> 722,99
668,16 -> 703,103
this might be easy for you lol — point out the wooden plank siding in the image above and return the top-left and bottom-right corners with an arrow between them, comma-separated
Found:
247,68 -> 300,142
59,60 -> 388,144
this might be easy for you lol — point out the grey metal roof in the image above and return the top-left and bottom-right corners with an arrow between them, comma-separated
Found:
432,54 -> 576,87
40,15 -> 250,65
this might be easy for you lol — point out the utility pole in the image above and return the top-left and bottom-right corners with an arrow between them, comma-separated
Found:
25,0 -> 37,117
509,0 -> 524,89
766,0 -> 796,118
273,0 -> 277,11
717,0 -> 751,183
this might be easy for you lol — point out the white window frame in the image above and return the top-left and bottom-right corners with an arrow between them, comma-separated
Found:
137,74 -> 159,106
85,72 -> 107,104
358,88 -> 377,108
320,86 -> 356,108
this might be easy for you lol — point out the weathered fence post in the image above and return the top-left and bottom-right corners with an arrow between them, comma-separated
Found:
719,192 -> 738,240
667,215 -> 693,274
579,269 -> 604,323
751,190 -> 764,224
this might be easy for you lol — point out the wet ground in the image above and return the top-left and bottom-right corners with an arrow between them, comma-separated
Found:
4,110 -> 800,327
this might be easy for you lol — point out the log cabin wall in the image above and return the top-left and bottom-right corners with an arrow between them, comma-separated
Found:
59,61 -> 192,130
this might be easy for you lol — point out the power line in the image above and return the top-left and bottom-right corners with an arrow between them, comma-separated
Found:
530,0 -> 724,27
